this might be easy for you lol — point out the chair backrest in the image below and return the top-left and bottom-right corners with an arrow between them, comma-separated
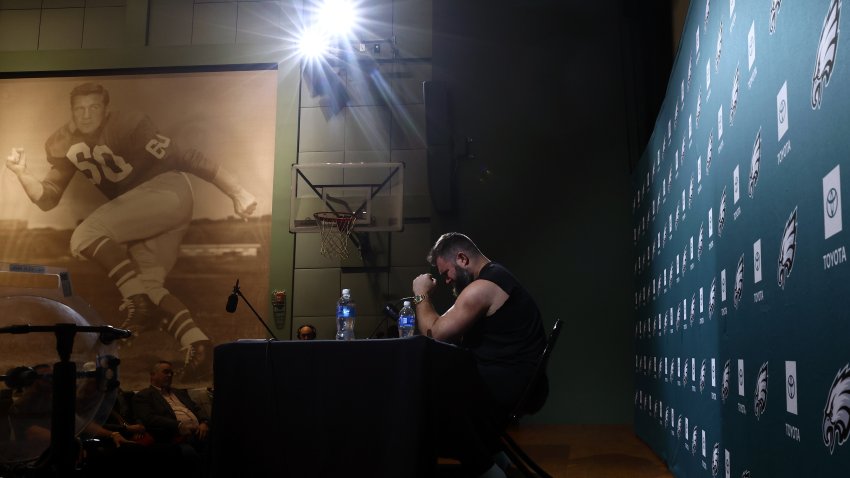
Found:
509,318 -> 564,421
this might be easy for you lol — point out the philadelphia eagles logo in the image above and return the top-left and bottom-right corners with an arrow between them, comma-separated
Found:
684,359 -> 690,386
718,186 -> 727,237
675,101 -> 680,129
700,359 -> 707,393
812,0 -> 840,109
676,204 -> 680,230
683,245 -> 688,274
709,277 -> 717,316
670,358 -> 676,382
677,414 -> 684,438
707,130 -> 713,173
730,65 -> 739,125
676,302 -> 682,331
823,363 -> 850,454
689,174 -> 695,209
716,20 -> 723,72
748,128 -> 761,198
699,222 -> 704,260
777,207 -> 798,289
668,167 -> 673,193
722,359 -> 731,403
697,89 -> 702,128
770,0 -> 782,34
665,406 -> 670,428
690,293 -> 696,326
734,254 -> 744,309
754,361 -> 769,420
712,443 -> 720,477
692,426 -> 699,455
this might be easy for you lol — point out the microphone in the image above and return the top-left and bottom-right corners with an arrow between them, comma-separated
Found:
226,279 -> 240,313
383,303 -> 399,321
97,325 -> 132,345
224,278 -> 278,340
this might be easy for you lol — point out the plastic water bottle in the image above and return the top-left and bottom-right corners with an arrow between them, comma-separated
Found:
398,300 -> 415,338
336,289 -> 356,340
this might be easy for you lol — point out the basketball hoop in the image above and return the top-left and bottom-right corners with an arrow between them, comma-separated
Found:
314,212 -> 357,259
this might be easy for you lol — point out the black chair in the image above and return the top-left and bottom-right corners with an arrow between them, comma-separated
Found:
500,318 -> 563,478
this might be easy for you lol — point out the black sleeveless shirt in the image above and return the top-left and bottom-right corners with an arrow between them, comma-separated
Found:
461,262 -> 547,410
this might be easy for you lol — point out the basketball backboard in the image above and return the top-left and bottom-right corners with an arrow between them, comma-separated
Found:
290,162 -> 404,232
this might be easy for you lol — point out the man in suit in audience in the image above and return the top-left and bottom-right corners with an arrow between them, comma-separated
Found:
133,360 -> 210,447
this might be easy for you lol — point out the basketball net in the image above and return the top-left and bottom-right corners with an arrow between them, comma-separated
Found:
314,212 -> 357,259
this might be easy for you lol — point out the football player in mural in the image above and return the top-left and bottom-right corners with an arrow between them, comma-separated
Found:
4,82 -> 258,382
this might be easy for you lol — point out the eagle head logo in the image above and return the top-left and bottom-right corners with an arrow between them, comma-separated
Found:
812,0 -> 841,110
670,359 -> 676,382
677,415 -> 684,439
692,426 -> 699,455
754,361 -> 769,420
748,128 -> 761,198
707,130 -> 714,173
778,207 -> 798,289
684,359 -> 690,387
823,363 -> 850,454
718,186 -> 727,237
734,254 -> 745,309
676,303 -> 682,331
730,65 -> 739,125
722,359 -> 731,403
712,443 -> 720,477
709,277 -> 717,317
716,21 -> 723,72
700,359 -> 707,393
770,0 -> 782,34
697,89 -> 703,127
690,293 -> 696,326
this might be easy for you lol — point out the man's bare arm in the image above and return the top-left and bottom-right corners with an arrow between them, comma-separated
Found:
412,275 -> 495,340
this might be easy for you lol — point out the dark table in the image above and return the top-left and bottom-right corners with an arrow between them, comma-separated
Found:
210,336 -> 475,477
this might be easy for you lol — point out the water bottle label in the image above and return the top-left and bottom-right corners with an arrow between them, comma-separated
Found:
338,305 -> 352,318
399,315 -> 414,328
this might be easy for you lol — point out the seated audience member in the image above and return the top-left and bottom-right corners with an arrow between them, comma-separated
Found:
412,233 -> 547,478
132,361 -> 210,447
296,324 -> 317,340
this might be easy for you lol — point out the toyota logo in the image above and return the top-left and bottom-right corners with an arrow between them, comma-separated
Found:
787,374 -> 796,399
827,187 -> 839,218
755,251 -> 761,271
779,99 -> 787,123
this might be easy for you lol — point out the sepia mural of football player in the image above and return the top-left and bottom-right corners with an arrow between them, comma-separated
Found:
4,82 -> 258,383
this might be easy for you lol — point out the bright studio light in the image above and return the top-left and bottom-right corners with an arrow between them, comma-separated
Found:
298,26 -> 330,60
317,0 -> 358,38
298,0 -> 359,60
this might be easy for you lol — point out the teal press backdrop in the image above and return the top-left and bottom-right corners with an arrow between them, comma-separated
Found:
633,0 -> 850,476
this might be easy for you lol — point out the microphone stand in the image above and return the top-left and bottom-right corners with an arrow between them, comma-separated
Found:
232,283 -> 279,340
367,302 -> 402,339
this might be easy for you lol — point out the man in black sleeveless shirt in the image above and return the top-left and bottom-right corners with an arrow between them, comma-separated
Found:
412,232 -> 546,478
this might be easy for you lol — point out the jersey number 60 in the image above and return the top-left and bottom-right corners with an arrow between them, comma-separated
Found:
67,142 -> 134,185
